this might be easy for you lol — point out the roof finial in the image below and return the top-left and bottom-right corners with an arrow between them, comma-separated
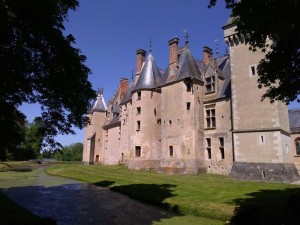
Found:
131,69 -> 134,80
97,86 -> 103,95
149,37 -> 152,53
215,39 -> 219,58
225,46 -> 229,56
183,30 -> 189,46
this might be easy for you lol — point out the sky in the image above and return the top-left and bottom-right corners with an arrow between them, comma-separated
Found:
19,0 -> 299,147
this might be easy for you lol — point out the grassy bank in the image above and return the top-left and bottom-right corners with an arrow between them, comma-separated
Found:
46,164 -> 300,224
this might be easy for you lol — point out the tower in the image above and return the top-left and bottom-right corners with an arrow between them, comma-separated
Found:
128,51 -> 162,170
159,37 -> 205,174
83,90 -> 107,165
223,20 -> 299,182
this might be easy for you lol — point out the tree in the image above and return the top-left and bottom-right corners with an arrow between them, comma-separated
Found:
19,117 -> 44,160
0,0 -> 96,156
209,0 -> 300,103
53,142 -> 83,161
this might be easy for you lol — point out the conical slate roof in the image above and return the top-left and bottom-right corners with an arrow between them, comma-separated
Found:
132,53 -> 162,92
87,91 -> 107,114
176,47 -> 203,82
161,46 -> 202,86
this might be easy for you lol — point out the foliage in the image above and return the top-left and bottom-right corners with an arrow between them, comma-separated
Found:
0,0 -> 96,156
46,164 -> 300,223
19,117 -> 44,160
53,142 -> 83,161
0,104 -> 26,160
209,0 -> 300,103
1,117 -> 44,161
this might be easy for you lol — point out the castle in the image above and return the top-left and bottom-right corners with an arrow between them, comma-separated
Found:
83,21 -> 300,182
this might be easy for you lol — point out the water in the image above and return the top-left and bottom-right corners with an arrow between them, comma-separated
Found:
0,165 -> 175,225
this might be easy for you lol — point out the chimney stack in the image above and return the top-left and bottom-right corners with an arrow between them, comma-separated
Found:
120,78 -> 128,99
203,46 -> 213,64
168,37 -> 179,65
136,49 -> 146,75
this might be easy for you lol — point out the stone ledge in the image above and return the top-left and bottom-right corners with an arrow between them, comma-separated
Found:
230,162 -> 300,183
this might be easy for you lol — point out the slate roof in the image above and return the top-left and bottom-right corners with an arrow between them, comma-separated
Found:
103,114 -> 120,129
289,109 -> 300,133
120,82 -> 134,105
87,91 -> 107,114
217,56 -> 231,98
132,53 -> 162,92
161,46 -> 202,86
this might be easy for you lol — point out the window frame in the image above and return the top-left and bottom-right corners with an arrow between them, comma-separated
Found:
135,146 -> 141,157
206,138 -> 212,159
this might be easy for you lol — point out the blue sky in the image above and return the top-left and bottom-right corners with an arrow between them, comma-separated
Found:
19,0 -> 299,147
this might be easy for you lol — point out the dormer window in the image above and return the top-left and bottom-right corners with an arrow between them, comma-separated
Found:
205,76 -> 215,93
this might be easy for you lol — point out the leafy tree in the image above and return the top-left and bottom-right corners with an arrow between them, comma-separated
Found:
0,0 -> 96,157
209,0 -> 300,103
0,104 -> 26,160
19,117 -> 44,160
54,142 -> 83,161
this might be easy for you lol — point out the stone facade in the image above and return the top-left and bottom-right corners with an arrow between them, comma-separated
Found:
83,22 -> 300,182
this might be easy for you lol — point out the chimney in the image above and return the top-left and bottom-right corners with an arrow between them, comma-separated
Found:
136,49 -> 146,75
168,37 -> 179,65
120,78 -> 128,99
203,46 -> 213,64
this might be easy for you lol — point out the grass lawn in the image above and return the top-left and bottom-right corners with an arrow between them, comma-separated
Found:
46,164 -> 300,224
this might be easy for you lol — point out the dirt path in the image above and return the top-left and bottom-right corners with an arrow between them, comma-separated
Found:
0,165 -> 177,225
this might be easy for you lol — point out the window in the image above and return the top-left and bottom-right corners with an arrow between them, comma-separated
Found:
135,146 -> 141,157
205,76 -> 215,93
169,120 -> 172,125
259,134 -> 265,144
187,102 -> 191,110
154,108 -> 157,116
137,121 -> 141,130
206,108 -> 216,128
137,107 -> 141,114
137,91 -> 141,100
157,119 -> 161,124
295,138 -> 300,155
219,137 -> 225,159
169,146 -> 174,156
206,138 -> 212,159
249,65 -> 257,76
186,82 -> 191,92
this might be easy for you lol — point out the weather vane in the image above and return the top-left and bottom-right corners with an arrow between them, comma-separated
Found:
149,37 -> 152,53
97,86 -> 103,95
215,39 -> 219,58
183,30 -> 189,46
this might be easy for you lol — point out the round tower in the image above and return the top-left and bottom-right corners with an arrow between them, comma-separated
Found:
83,90 -> 107,165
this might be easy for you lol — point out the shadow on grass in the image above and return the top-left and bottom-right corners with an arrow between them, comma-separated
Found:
92,181 -> 180,213
114,183 -> 180,212
229,188 -> 300,225
93,180 -> 115,187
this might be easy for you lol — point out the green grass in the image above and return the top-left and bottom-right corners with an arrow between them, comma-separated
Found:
46,164 -> 300,224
